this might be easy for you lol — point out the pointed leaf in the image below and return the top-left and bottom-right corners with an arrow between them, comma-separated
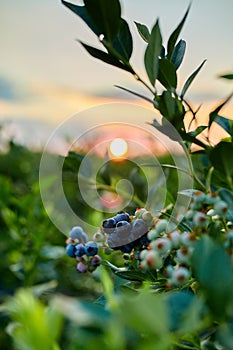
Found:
208,93 -> 233,128
219,73 -> 233,80
158,58 -> 177,90
171,39 -> 186,70
112,19 -> 133,61
158,90 -> 176,120
191,236 -> 233,319
134,22 -> 150,42
181,60 -> 206,99
115,270 -> 151,282
79,41 -> 132,72
167,5 -> 190,60
188,125 -> 207,137
84,0 -> 121,42
62,0 -> 99,35
115,85 -> 156,105
144,20 -> 162,86
214,115 -> 232,134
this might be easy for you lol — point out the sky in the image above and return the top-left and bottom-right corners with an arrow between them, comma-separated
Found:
0,0 -> 233,149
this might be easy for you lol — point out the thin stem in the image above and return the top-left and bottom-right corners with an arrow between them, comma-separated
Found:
134,72 -> 156,95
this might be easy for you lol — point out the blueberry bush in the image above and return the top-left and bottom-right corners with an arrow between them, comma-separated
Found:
2,0 -> 233,349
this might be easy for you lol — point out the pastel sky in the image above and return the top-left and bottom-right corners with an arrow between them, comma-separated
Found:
0,0 -> 233,148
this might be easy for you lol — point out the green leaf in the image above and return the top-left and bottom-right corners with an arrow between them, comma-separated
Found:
115,269 -> 157,282
158,90 -> 176,120
165,291 -> 195,332
171,39 -> 186,70
62,0 -> 99,36
112,19 -> 133,61
134,22 -> 150,42
151,117 -> 183,142
144,20 -> 162,86
79,41 -> 132,73
54,294 -> 110,326
191,236 -> 233,319
119,291 -> 170,339
214,115 -> 232,134
181,60 -> 206,99
84,0 -> 121,42
167,5 -> 190,60
219,73 -> 233,80
188,125 -> 207,138
208,93 -> 233,129
209,141 -> 233,189
158,58 -> 177,90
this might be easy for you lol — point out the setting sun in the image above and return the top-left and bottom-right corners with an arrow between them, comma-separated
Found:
109,138 -> 128,157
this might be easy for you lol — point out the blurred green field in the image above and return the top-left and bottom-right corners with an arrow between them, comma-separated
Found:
0,132 -> 184,348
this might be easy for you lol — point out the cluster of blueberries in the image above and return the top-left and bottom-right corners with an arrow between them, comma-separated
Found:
102,211 -> 151,253
65,210 -> 153,272
65,226 -> 101,273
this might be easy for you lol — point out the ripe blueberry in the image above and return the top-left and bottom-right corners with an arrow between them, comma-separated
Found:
66,244 -> 76,258
84,241 -> 98,256
102,218 -> 116,233
114,212 -> 130,223
75,243 -> 85,257
116,220 -> 131,235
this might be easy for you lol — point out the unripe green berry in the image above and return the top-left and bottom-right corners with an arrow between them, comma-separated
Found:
144,250 -> 162,269
155,219 -> 168,234
214,200 -> 228,217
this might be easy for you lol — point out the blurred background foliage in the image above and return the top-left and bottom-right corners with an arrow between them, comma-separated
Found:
0,130 -> 181,349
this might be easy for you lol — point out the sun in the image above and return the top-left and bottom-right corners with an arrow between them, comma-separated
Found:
109,138 -> 128,157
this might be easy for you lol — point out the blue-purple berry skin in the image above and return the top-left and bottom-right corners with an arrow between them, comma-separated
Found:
115,213 -> 130,223
75,243 -> 85,257
102,218 -> 116,233
116,220 -> 131,234
90,255 -> 102,266
66,244 -> 76,258
84,241 -> 98,256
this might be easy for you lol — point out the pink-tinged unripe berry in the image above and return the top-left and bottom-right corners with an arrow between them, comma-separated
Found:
151,238 -> 171,255
193,191 -> 206,203
181,232 -> 197,247
168,230 -> 181,248
176,247 -> 193,264
193,212 -> 209,228
205,192 -> 219,205
147,229 -> 159,240
77,261 -> 88,273
214,200 -> 228,217
170,267 -> 190,286
145,250 -> 162,269
93,231 -> 105,242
